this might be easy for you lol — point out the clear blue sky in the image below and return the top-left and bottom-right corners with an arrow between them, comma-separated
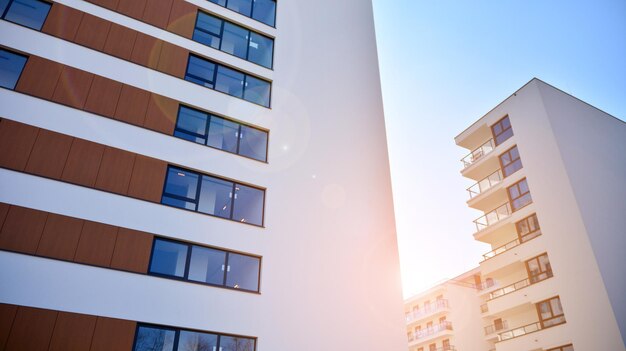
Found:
371,0 -> 626,297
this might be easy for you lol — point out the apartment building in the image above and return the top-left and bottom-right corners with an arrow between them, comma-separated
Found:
456,78 -> 626,351
0,0 -> 407,350
404,268 -> 491,351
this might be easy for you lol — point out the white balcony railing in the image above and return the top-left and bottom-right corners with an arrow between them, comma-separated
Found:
467,169 -> 503,199
406,299 -> 449,323
461,139 -> 495,169
412,321 -> 453,341
474,202 -> 511,231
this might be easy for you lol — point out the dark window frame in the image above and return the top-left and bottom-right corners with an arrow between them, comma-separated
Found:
161,165 -> 266,227
0,47 -> 28,90
133,323 -> 257,351
507,178 -> 532,211
0,0 -> 52,31
148,237 -> 262,293
174,105 -> 269,162
499,145 -> 523,177
207,0 -> 277,27
193,10 -> 274,69
491,115 -> 514,146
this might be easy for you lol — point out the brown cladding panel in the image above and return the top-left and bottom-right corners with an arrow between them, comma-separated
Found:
4,307 -> 57,351
74,221 -> 118,267
36,214 -> 84,261
168,0 -> 197,38
144,94 -> 178,134
74,14 -> 112,51
110,228 -> 153,273
41,4 -> 83,41
48,312 -> 97,351
0,304 -> 18,350
156,42 -> 189,78
114,85 -> 150,126
61,139 -> 106,187
116,0 -> 147,20
0,203 -> 9,232
127,156 -> 167,203
130,33 -> 163,69
94,147 -> 136,195
90,317 -> 136,351
0,119 -> 39,171
88,0 -> 119,11
25,129 -> 73,179
0,206 -> 48,254
103,23 -> 137,61
142,0 -> 174,29
15,56 -> 64,100
52,66 -> 94,109
84,75 -> 123,117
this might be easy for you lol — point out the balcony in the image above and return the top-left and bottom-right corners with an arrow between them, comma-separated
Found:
488,272 -> 552,301
412,321 -> 453,342
461,138 -> 494,169
431,347 -> 457,351
497,321 -> 542,342
406,299 -> 450,324
484,320 -> 508,336
474,202 -> 511,231
480,229 -> 541,262
467,169 -> 503,199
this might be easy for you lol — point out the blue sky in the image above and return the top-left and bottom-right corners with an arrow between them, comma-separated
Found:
371,0 -> 626,296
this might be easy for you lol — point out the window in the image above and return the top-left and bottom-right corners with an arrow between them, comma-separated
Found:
516,213 -> 541,242
491,115 -> 514,146
499,145 -> 523,177
428,344 -> 436,351
507,178 -> 532,211
426,321 -> 433,331
161,166 -> 265,226
193,11 -> 274,68
536,296 -> 566,328
0,48 -> 27,89
417,348 -> 423,351
207,0 -> 276,27
149,238 -> 261,292
1,0 -> 51,30
134,324 -> 256,351
185,54 -> 271,107
547,345 -> 574,351
525,253 -> 553,284
442,339 -> 450,350
438,316 -> 446,325
174,106 -> 268,162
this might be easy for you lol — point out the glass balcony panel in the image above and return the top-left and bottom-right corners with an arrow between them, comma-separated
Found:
461,139 -> 495,168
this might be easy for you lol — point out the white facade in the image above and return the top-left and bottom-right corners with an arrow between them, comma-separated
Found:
0,0 -> 406,350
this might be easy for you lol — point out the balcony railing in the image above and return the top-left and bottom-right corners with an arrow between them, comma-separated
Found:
474,202 -> 511,231
413,321 -> 453,340
431,346 -> 456,351
484,320 -> 508,335
461,139 -> 495,169
488,271 -> 552,300
406,299 -> 449,323
480,303 -> 489,313
497,322 -> 542,341
468,169 -> 503,199
481,230 -> 542,261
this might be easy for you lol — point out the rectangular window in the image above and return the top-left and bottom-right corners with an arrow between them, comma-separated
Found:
193,11 -> 274,68
499,145 -> 523,177
0,48 -> 27,89
491,115 -> 514,146
161,166 -> 265,226
507,178 -> 532,211
525,252 -> 553,284
442,339 -> 450,350
536,296 -> 566,328
207,0 -> 276,27
185,54 -> 271,107
547,345 -> 574,351
1,0 -> 51,30
174,105 -> 268,162
134,323 -> 256,351
149,237 -> 261,292
429,344 -> 436,351
516,213 -> 541,243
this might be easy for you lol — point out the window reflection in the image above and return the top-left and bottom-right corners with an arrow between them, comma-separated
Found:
0,49 -> 27,90
2,0 -> 51,31
134,326 -> 176,351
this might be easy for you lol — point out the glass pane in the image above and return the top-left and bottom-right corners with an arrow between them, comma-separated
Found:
220,335 -> 255,351
133,326 -> 175,351
178,330 -> 218,351
502,117 -> 511,129
207,0 -> 226,5
221,22 -> 248,59
185,56 -> 216,88
248,32 -> 273,68
510,146 -> 520,160
0,49 -> 27,89
243,75 -> 270,107
252,0 -> 276,26
496,128 -> 514,145
550,298 -> 563,315
197,175 -> 233,218
508,185 -> 520,199
232,184 -> 264,225
215,65 -> 244,98
226,253 -> 260,291
529,215 -> 540,231
519,179 -> 529,194
176,106 -> 209,140
517,219 -> 530,235
149,239 -> 188,278
188,246 -> 226,285
500,152 -> 511,166
226,0 -> 252,17
539,301 -> 552,319
161,196 -> 196,210
238,125 -> 268,161
539,254 -> 550,272
0,0 -> 10,16
492,122 -> 502,135
5,0 -> 51,30
207,116 -> 239,153
527,259 -> 539,275
193,12 -> 222,49
163,167 -> 199,201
